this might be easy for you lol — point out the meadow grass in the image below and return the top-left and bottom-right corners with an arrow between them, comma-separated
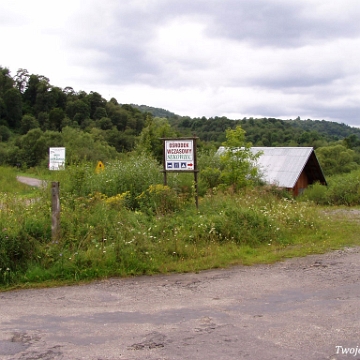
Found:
0,166 -> 42,197
1,162 -> 360,291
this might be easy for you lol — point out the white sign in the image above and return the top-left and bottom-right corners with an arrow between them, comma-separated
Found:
49,147 -> 66,170
165,140 -> 194,171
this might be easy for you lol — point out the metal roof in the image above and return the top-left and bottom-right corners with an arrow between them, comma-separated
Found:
217,146 -> 326,188
250,147 -> 314,188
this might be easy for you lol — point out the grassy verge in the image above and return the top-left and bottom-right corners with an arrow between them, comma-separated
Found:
1,163 -> 360,291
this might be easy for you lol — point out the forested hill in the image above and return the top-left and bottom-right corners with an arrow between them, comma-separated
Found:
132,105 -> 360,147
167,116 -> 360,147
2,65 -> 360,169
130,104 -> 177,119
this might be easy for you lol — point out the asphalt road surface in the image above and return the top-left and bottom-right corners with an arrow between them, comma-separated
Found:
1,247 -> 360,360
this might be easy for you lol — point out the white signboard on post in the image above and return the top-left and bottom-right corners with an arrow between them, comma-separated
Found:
165,139 -> 194,171
49,147 -> 66,170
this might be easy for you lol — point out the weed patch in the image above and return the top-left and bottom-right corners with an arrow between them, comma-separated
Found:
1,163 -> 360,290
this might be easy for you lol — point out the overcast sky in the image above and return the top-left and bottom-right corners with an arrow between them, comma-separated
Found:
1,0 -> 360,126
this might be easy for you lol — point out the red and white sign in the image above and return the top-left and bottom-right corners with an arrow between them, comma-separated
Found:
165,140 -> 194,171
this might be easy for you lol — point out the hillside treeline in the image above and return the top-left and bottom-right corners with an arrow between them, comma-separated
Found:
1,66 -> 360,175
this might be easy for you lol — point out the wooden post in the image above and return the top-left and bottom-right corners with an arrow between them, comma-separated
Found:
51,182 -> 61,242
160,135 -> 199,209
193,135 -> 199,209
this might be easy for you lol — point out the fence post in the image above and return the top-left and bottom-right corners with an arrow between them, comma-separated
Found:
51,182 -> 60,242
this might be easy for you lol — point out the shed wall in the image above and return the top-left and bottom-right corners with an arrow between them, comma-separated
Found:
293,171 -> 309,196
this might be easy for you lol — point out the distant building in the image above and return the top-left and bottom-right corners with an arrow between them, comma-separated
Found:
217,147 -> 327,196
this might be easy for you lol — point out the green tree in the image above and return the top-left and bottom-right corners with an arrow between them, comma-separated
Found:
93,107 -> 108,120
0,67 -> 14,95
343,134 -> 360,149
13,68 -> 29,93
316,144 -> 359,176
136,116 -> 177,161
95,117 -> 113,130
86,91 -> 107,119
16,128 -> 48,167
3,88 -> 22,129
104,128 -> 136,152
65,100 -> 90,125
62,126 -> 117,163
20,114 -> 40,134
0,125 -> 11,142
49,107 -> 65,131
219,126 -> 260,191
0,97 -> 6,126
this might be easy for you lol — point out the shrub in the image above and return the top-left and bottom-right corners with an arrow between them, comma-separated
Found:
137,184 -> 182,215
301,182 -> 329,205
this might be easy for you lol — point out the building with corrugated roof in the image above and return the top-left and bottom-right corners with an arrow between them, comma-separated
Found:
217,147 -> 327,196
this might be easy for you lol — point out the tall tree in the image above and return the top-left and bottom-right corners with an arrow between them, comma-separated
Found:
316,144 -> 359,175
3,88 -> 22,129
86,91 -> 107,119
13,68 -> 29,93
219,125 -> 260,191
0,67 -> 14,95
49,108 -> 65,131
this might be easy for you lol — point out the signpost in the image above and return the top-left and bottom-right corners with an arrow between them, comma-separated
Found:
161,136 -> 199,208
164,139 -> 194,171
49,148 -> 66,170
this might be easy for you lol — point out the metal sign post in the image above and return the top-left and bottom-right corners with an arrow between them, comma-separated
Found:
161,136 -> 199,209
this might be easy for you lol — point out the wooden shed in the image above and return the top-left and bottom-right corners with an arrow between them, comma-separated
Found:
250,147 -> 327,196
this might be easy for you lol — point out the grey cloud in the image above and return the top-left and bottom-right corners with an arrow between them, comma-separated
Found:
305,104 -> 360,125
99,46 -> 160,84
247,71 -> 343,89
20,0 -> 358,125
149,0 -> 360,47
74,0 -> 360,86
243,99 -> 360,125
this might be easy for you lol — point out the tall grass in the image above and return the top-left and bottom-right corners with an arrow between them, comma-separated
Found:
301,169 -> 360,206
1,160 -> 360,289
0,166 -> 41,196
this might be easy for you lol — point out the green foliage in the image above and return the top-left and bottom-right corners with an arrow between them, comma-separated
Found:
170,116 -> 360,147
62,126 -> 117,163
3,88 -> 22,128
219,126 -> 260,191
0,67 -> 15,96
131,104 -> 178,118
301,169 -> 360,206
2,64 -> 360,182
0,125 -> 11,142
327,174 -> 360,206
20,114 -> 40,134
4,161 -> 360,289
197,147 -> 222,193
316,144 -> 359,176
1,169 -> 325,287
200,167 -> 222,189
136,115 -> 177,161
16,128 -> 50,167
0,166 -> 41,194
53,153 -> 163,209
300,182 -> 329,205
0,192 -> 51,278
137,184 -> 182,215
0,67 -> 152,168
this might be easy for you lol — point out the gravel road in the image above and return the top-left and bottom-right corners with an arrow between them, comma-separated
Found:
1,247 -> 360,360
16,176 -> 46,188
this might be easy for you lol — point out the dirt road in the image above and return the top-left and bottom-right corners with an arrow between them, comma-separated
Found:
16,176 -> 46,188
1,247 -> 360,359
